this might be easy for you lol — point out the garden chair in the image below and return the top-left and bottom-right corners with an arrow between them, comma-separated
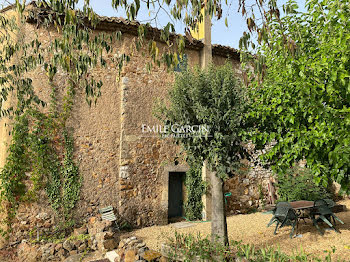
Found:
267,202 -> 299,238
99,206 -> 120,231
324,198 -> 335,208
310,199 -> 344,235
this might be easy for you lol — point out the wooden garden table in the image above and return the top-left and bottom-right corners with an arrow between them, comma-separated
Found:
290,200 -> 315,221
290,200 -> 314,210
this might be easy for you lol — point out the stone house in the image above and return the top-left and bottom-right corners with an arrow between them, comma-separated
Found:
0,2 -> 272,235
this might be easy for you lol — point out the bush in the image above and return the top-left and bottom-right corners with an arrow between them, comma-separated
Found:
165,232 -> 231,261
184,160 -> 204,221
164,232 -> 339,262
276,166 -> 330,202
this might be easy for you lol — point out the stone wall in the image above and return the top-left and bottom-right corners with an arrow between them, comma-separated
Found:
0,19 -> 126,245
117,44 -> 199,226
115,41 -> 267,226
224,143 -> 274,214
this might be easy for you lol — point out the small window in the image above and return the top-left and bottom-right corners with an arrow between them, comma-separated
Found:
174,54 -> 188,72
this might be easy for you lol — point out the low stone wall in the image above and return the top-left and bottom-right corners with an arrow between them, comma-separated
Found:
224,144 -> 274,214
12,216 -> 166,262
11,214 -> 120,261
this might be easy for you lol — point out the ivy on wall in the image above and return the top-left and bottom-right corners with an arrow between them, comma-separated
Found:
184,159 -> 204,221
0,101 -> 81,237
0,67 -> 82,237
61,130 -> 81,227
0,114 -> 30,235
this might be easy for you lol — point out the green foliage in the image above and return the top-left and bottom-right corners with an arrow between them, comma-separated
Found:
0,3 -> 129,233
156,62 -> 251,178
0,109 -> 62,235
1,0 -> 307,118
0,81 -> 81,237
165,232 -> 339,262
61,130 -> 81,222
0,106 -> 81,236
28,228 -> 90,245
65,233 -> 90,242
0,115 -> 30,235
118,220 -> 133,231
276,166 -> 330,202
245,0 -> 350,193
28,109 -> 61,206
0,1 -> 127,120
0,0 -> 110,237
156,63 -> 251,243
232,241 -> 337,262
184,159 -> 204,220
166,232 -> 231,261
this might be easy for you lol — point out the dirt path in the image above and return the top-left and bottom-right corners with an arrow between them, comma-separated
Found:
125,199 -> 350,261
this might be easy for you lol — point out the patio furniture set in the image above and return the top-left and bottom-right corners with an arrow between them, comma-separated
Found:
267,199 -> 344,238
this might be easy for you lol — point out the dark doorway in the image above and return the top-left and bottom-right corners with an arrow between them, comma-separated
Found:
168,172 -> 186,221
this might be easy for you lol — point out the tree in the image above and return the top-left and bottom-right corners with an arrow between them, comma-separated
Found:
155,63 -> 250,244
245,0 -> 350,193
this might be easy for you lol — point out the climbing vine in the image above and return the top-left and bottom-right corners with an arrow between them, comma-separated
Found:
0,99 -> 82,237
184,158 -> 204,221
61,130 -> 81,227
0,115 -> 30,236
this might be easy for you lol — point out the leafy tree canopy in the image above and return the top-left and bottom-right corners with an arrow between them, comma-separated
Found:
245,0 -> 350,193
155,63 -> 250,177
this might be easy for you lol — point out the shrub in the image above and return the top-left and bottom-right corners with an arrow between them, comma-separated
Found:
165,232 -> 231,261
276,166 -> 330,202
164,232 -> 339,262
184,160 -> 204,221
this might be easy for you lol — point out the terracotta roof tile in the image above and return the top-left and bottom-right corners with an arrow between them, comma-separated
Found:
3,1 -> 239,60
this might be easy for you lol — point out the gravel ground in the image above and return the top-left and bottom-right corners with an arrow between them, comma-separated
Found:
124,199 -> 350,261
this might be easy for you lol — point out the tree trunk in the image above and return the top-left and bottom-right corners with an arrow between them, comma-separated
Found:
210,171 -> 228,246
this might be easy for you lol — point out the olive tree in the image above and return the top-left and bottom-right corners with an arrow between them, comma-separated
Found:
155,63 -> 251,244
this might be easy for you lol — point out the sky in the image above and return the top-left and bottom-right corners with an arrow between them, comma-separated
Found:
75,0 -> 248,48
74,0 -> 306,48
1,0 -> 306,48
